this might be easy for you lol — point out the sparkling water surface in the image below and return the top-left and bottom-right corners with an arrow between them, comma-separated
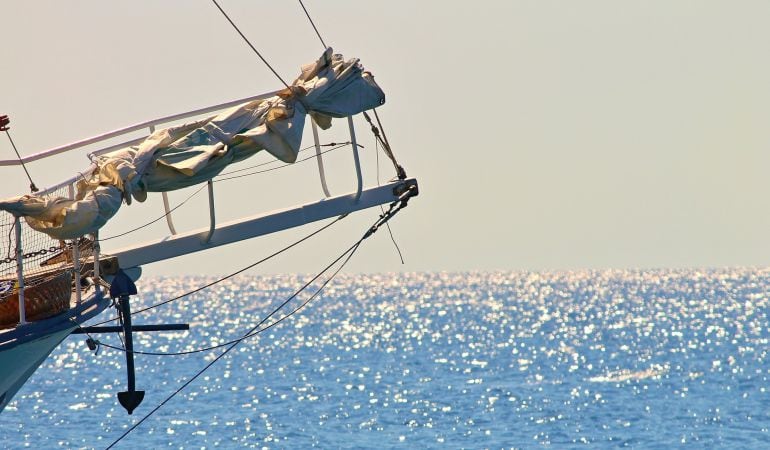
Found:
1,270 -> 770,449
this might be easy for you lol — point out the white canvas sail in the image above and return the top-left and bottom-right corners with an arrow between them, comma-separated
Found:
0,48 -> 385,240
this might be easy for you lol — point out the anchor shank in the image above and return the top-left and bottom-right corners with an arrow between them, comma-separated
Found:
112,268 -> 145,415
119,294 -> 137,393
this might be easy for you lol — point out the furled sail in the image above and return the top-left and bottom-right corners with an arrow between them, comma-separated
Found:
0,48 -> 385,240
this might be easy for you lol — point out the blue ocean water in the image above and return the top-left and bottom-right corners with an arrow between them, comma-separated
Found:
1,270 -> 770,449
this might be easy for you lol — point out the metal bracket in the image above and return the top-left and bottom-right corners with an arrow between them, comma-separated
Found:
204,180 -> 216,244
311,121 -> 332,197
347,116 -> 363,203
393,179 -> 419,198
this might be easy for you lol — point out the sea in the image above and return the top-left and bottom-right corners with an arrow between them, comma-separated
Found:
1,269 -> 769,449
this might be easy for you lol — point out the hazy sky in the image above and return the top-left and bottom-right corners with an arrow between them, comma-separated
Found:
2,1 -> 770,276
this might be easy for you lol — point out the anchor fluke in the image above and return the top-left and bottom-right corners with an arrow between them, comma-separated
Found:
110,269 -> 138,297
117,390 -> 145,415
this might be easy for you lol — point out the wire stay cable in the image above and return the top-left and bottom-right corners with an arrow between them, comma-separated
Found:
102,192 -> 415,448
89,214 -> 347,327
218,141 -> 349,177
103,244 -> 354,449
363,110 -> 405,180
2,116 -> 38,192
210,0 -> 291,89
215,142 -> 352,182
100,184 -> 208,241
375,140 -> 405,264
100,141 -> 348,241
298,0 -> 327,50
97,238 -> 360,357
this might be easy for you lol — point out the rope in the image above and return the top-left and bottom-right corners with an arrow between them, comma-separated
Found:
372,109 -> 392,153
88,214 -> 347,327
100,142 -> 343,241
215,142 -> 353,182
3,128 -> 38,193
97,238 -> 360,357
376,140 -> 405,264
102,197 -> 415,449
298,0 -> 327,50
210,0 -> 291,90
363,110 -> 406,180
217,141 -> 349,177
89,135 -> 373,324
93,188 -> 413,358
100,184 -> 208,241
103,244 -> 355,449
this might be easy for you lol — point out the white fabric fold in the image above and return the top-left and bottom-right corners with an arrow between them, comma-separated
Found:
0,48 -> 385,240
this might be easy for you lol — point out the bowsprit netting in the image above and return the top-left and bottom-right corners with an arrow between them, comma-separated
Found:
0,184 -> 92,327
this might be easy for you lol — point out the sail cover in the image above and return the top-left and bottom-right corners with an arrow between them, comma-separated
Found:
0,48 -> 385,240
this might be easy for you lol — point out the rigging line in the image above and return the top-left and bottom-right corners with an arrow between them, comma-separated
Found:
215,142 -> 353,182
382,204 -> 404,264
375,140 -> 404,264
93,195 -> 412,359
363,110 -> 405,180
102,193 -> 416,447
218,141 -> 350,176
372,109 -> 392,154
4,224 -> 13,260
4,129 -> 38,193
104,241 -> 361,450
99,184 -> 208,241
372,109 -> 404,178
298,0 -> 327,50
217,142 -> 317,175
97,240 -> 361,357
100,142 -> 347,241
210,0 -> 291,90
88,214 -> 348,326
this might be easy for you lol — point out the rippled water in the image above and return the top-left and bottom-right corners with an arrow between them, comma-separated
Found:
1,270 -> 770,449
